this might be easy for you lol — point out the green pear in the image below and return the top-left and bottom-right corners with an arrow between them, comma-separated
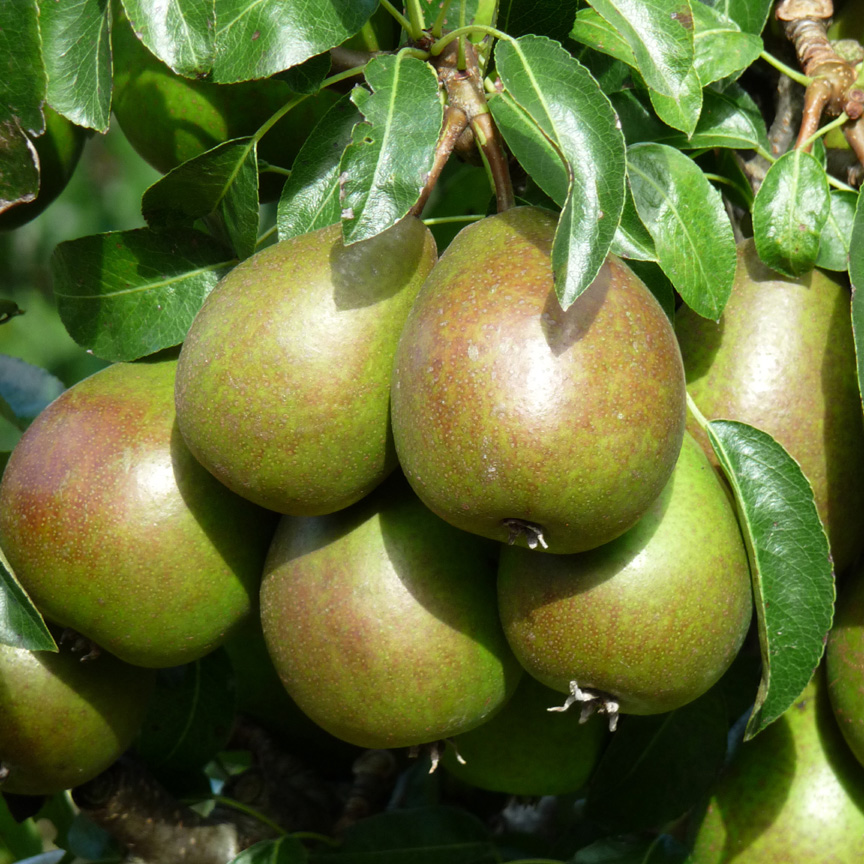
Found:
175,217 -> 437,516
676,239 -> 864,575
826,562 -> 864,768
391,206 -> 686,554
0,641 -> 154,796
111,10 -> 339,195
498,433 -> 752,718
441,673 -> 608,797
0,357 -> 277,667
689,670 -> 864,862
0,106 -> 88,231
259,475 -> 523,749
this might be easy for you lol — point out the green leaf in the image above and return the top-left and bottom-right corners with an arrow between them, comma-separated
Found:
849,192 -> 864,409
211,0 -> 378,84
691,2 -> 762,85
586,687 -> 728,832
339,53 -> 441,245
0,544 -> 57,651
648,65 -> 702,136
0,0 -> 46,135
700,0 -> 773,36
278,93 -> 362,241
274,52 -> 332,94
495,35 -> 626,308
815,189 -> 857,271
702,419 -> 834,740
627,142 -> 736,319
572,834 -> 688,863
121,0 -> 215,78
317,806 -> 497,864
0,120 -> 40,215
570,8 -> 637,68
609,90 -> 669,145
39,0 -> 112,132
585,0 -> 696,99
496,0 -> 577,41
753,149 -> 831,278
611,185 -> 657,262
231,836 -> 309,864
135,650 -> 236,778
51,228 -> 235,362
142,138 -> 260,260
488,91 -> 569,208
0,795 -> 43,861
0,355 -> 64,420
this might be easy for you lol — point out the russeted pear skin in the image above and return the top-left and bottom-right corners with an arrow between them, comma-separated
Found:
391,206 -> 686,554
676,239 -> 864,575
0,358 -> 276,668
259,475 -> 523,749
175,217 -> 437,516
826,562 -> 864,768
498,433 -> 752,715
0,643 -> 154,795
690,671 -> 864,863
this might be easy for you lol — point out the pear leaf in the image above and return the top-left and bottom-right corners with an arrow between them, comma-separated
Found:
40,0 -> 112,132
278,93 -> 362,241
0,0 -> 46,135
51,228 -> 236,362
611,185 -> 657,262
339,53 -> 442,245
0,122 -> 39,216
753,149 -> 831,278
0,545 -> 57,652
495,0 -> 576,41
648,66 -> 702,136
816,189 -> 857,272
142,137 -> 260,260
700,0 -> 773,36
702,418 -> 834,740
691,1 -> 762,85
229,836 -> 308,864
626,142 -> 736,319
849,191 -> 864,409
495,34 -> 626,309
571,8 -> 637,68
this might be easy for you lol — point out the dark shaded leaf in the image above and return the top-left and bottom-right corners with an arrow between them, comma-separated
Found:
0,546 -> 56,652
274,52 -> 332,94
702,419 -> 834,739
497,0 -> 577,41
51,228 -> 235,362
627,260 -> 674,320
0,0 -> 46,135
495,35 -> 626,308
572,834 -> 688,863
587,688 -> 728,832
0,120 -> 39,215
339,53 -> 441,244
627,142 -> 736,319
278,93 -> 362,240
142,138 -> 260,260
752,149 -> 830,278
40,0 -> 112,131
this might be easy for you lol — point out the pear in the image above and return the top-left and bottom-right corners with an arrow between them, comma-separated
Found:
0,357 -> 277,668
826,562 -> 864,768
0,641 -> 154,796
259,475 -> 523,749
390,206 -> 686,554
441,673 -> 608,796
689,670 -> 864,862
497,433 -> 752,719
676,239 -> 864,575
175,217 -> 437,516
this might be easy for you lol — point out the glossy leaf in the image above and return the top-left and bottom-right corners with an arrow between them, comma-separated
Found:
230,836 -> 308,864
753,149 -> 831,278
211,0 -> 378,84
339,53 -> 441,244
39,0 -> 112,132
570,8 -> 637,68
849,191 -> 864,408
692,2 -> 762,85
648,66 -> 702,136
496,35 -> 626,308
142,138 -> 260,260
278,94 -> 361,241
0,545 -> 57,652
121,0 -> 215,77
587,688 -> 727,831
678,83 -> 769,151
700,0 -> 772,35
815,189 -> 856,271
0,0 -> 45,135
585,0 -> 696,99
627,142 -> 736,319
135,650 -> 236,778
488,91 -> 569,208
51,228 -> 235,362
702,419 -> 834,739
324,806 -> 497,864
611,185 -> 657,262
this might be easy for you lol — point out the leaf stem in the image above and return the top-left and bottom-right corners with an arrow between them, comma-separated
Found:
379,0 -> 415,37
755,145 -> 777,164
802,111 -> 849,150
212,796 -> 286,836
760,50 -> 812,87
422,214 -> 487,226
686,391 -> 711,430
431,25 -> 512,55
291,831 -> 341,847
431,0 -> 456,37
256,223 -> 278,247
404,0 -> 428,38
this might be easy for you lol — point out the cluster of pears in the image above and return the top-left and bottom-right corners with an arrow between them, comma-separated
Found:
2,200 -> 864,818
